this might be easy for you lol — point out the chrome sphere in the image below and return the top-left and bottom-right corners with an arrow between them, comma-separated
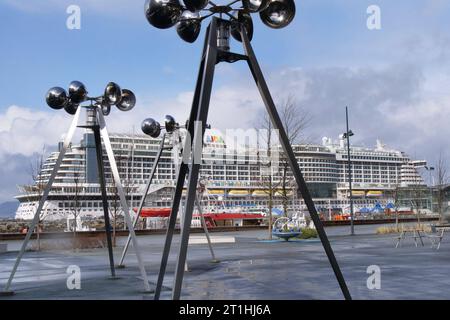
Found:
104,82 -> 122,106
46,87 -> 68,110
145,0 -> 182,29
68,81 -> 88,104
183,0 -> 209,12
141,118 -> 161,138
101,102 -> 111,116
231,11 -> 253,42
64,102 -> 79,115
176,11 -> 201,43
260,0 -> 296,29
164,115 -> 177,133
116,89 -> 136,111
244,0 -> 269,12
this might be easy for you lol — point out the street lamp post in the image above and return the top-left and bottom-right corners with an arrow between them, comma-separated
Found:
343,106 -> 355,236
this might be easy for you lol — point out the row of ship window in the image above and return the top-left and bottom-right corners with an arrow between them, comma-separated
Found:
97,159 -> 407,172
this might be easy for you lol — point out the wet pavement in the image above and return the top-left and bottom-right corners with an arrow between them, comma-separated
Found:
1,223 -> 450,300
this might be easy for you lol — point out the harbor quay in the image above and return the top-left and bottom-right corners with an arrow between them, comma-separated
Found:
1,224 -> 450,300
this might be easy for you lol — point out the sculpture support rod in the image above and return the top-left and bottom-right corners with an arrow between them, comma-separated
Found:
195,195 -> 216,262
154,22 -> 211,300
119,133 -> 166,267
97,111 -> 151,292
240,26 -> 352,300
92,124 -> 116,278
3,107 -> 82,292
172,17 -> 219,300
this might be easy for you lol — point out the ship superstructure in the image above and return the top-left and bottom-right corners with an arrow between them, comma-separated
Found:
15,126 -> 426,221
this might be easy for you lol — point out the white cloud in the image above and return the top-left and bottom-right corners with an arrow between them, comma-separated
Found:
104,84 -> 263,136
2,62 -> 450,202
0,105 -> 72,158
0,154 -> 32,202
2,64 -> 449,162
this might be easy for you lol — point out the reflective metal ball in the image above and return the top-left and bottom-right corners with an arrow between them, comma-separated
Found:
104,82 -> 123,106
64,102 -> 79,115
141,118 -> 162,138
183,0 -> 209,12
145,0 -> 182,29
176,11 -> 201,43
244,0 -> 269,12
116,89 -> 136,112
260,0 -> 296,29
68,81 -> 88,104
46,87 -> 68,110
101,102 -> 111,116
231,11 -> 253,42
164,115 -> 177,133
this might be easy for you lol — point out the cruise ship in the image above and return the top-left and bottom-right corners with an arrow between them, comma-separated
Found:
15,121 -> 427,226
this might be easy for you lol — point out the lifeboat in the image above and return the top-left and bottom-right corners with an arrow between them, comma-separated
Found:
137,207 -> 171,218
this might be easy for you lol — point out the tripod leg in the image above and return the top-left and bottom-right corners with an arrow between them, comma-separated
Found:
92,125 -> 116,278
195,195 -> 217,262
154,22 -> 212,300
172,17 -> 219,300
154,159 -> 188,299
3,107 -> 82,293
241,28 -> 352,300
97,111 -> 151,292
118,134 -> 166,267
179,203 -> 190,272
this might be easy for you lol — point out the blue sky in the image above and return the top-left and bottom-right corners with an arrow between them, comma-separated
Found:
1,0 -> 447,107
1,0 -> 450,202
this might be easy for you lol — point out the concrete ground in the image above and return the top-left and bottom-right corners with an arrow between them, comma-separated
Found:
1,223 -> 450,300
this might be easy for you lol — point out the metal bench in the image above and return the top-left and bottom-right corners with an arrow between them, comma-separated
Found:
395,229 -> 425,248
423,225 -> 447,250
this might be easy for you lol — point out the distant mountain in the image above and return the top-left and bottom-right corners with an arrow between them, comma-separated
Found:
0,201 -> 19,218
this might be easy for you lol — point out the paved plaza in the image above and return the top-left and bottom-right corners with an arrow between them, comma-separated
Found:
1,224 -> 450,300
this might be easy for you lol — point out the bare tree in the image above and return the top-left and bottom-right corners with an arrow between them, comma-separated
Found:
256,95 -> 312,238
68,170 -> 83,249
410,168 -> 427,227
23,146 -> 47,251
109,147 -> 136,247
257,113 -> 281,240
435,150 -> 448,223
277,95 -> 312,218
280,95 -> 312,145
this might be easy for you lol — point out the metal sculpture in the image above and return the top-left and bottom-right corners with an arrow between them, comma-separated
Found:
148,0 -> 351,300
2,82 -> 151,295
272,217 -> 302,241
118,115 -> 217,267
